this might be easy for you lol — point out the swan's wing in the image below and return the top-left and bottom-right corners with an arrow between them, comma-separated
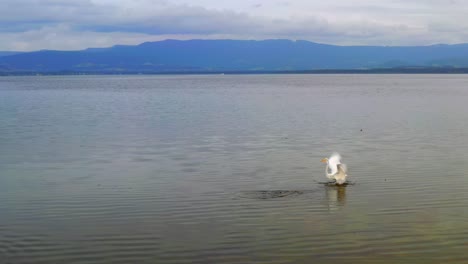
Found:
338,163 -> 347,175
335,164 -> 348,184
328,153 -> 342,165
327,153 -> 341,175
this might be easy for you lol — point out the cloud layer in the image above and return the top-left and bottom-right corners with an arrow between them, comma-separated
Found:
2,0 -> 468,51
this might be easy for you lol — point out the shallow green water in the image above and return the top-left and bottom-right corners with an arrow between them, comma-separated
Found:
1,74 -> 467,263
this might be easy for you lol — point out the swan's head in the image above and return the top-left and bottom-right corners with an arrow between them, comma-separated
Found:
321,158 -> 329,164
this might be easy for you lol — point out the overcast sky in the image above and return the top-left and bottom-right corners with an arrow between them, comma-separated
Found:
2,0 -> 468,51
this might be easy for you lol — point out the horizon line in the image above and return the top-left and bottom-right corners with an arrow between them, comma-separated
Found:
3,38 -> 468,53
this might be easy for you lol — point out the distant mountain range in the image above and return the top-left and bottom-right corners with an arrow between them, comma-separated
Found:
0,51 -> 22,57
2,39 -> 468,73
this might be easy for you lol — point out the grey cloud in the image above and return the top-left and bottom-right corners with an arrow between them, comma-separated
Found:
0,0 -> 253,34
2,0 -> 468,50
0,0 -> 100,23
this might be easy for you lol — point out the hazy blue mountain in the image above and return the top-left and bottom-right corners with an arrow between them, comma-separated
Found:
2,39 -> 468,72
0,51 -> 22,57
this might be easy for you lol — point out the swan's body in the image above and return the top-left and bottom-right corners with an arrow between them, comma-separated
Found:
321,153 -> 348,185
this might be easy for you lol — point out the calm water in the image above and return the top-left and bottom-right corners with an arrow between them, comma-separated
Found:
1,74 -> 467,263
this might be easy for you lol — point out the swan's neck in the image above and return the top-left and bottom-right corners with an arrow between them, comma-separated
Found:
325,164 -> 333,177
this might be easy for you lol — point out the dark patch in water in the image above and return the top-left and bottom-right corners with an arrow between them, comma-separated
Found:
317,181 -> 355,186
170,154 -> 189,161
180,162 -> 200,167
132,157 -> 154,162
238,190 -> 304,200
181,168 -> 198,173
292,166 -> 308,170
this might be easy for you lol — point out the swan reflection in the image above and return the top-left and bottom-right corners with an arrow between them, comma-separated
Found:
325,185 -> 347,210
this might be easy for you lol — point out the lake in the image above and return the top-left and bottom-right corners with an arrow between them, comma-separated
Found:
1,74 -> 467,263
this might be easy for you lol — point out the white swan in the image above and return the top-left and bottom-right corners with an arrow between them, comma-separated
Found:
321,153 -> 348,185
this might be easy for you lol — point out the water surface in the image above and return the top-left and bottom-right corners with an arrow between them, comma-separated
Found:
1,74 -> 467,263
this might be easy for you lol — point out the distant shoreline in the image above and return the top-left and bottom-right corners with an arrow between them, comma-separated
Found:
3,67 -> 468,76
